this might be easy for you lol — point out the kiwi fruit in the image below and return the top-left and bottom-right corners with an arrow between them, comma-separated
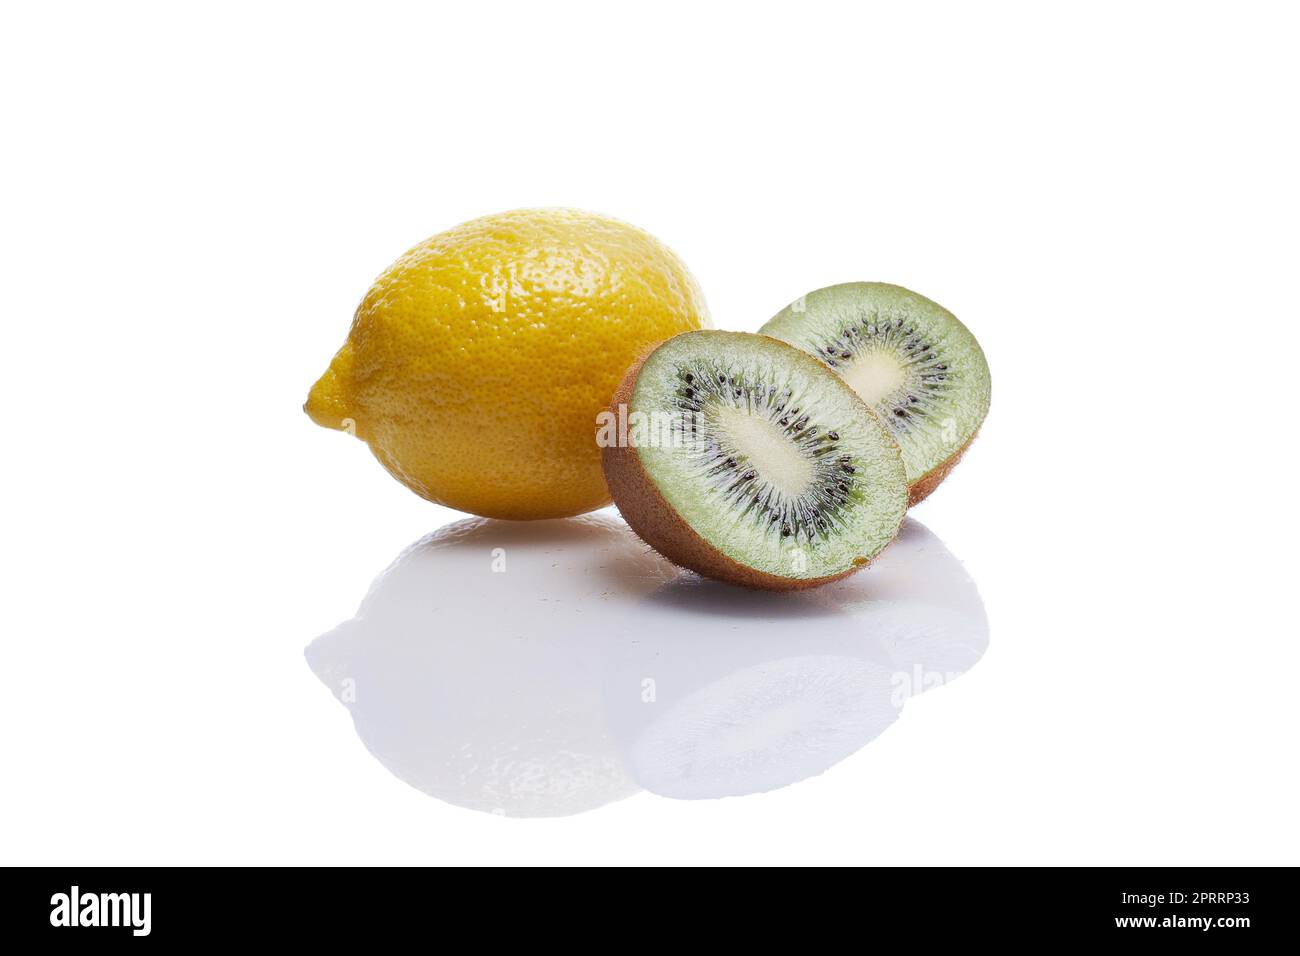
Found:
760,283 -> 990,505
600,330 -> 908,590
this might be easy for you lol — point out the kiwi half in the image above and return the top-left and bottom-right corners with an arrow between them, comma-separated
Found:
601,331 -> 907,590
760,283 -> 990,505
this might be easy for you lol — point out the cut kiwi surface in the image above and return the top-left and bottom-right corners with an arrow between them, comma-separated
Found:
760,283 -> 990,505
601,331 -> 908,590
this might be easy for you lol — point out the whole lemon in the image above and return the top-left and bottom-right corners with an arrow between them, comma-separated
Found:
305,209 -> 709,519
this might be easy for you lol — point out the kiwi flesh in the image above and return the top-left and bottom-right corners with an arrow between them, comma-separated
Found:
760,283 -> 990,505
601,330 -> 908,590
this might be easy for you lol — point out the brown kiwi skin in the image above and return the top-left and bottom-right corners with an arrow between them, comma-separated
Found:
907,429 -> 979,506
600,339 -> 891,592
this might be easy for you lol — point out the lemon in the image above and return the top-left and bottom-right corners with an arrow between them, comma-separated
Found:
305,209 -> 709,519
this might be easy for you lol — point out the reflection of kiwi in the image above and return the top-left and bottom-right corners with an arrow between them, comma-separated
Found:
601,331 -> 908,590
761,283 -> 990,504
603,578 -> 901,799
821,518 -> 990,696
599,518 -> 989,800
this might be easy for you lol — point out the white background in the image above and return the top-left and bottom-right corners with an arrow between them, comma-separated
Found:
2,1 -> 1297,865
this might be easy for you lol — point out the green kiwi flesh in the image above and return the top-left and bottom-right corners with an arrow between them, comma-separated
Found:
601,331 -> 908,589
760,283 -> 990,503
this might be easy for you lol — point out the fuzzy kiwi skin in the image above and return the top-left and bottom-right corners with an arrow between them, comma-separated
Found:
600,341 -> 896,592
908,429 -> 979,506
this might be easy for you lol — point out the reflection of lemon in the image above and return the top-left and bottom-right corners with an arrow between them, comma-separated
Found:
306,209 -> 709,519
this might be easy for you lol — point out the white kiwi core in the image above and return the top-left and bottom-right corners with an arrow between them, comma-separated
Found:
712,404 -> 814,499
842,351 -> 906,406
